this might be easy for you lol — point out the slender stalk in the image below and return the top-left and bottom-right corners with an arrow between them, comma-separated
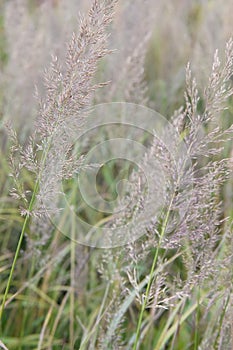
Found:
133,193 -> 175,350
170,299 -> 186,350
70,214 -> 76,349
0,179 -> 39,325
213,292 -> 231,350
0,135 -> 52,325
194,285 -> 201,350
133,120 -> 194,349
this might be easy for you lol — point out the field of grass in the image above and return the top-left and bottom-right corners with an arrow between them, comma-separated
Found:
0,1 -> 233,349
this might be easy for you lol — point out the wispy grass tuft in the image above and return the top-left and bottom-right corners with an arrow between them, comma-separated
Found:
0,1 -> 233,349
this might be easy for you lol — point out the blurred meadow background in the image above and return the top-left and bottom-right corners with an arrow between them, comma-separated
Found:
0,0 -> 233,349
